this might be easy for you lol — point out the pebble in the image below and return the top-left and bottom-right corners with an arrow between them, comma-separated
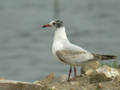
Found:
70,81 -> 79,86
56,74 -> 68,83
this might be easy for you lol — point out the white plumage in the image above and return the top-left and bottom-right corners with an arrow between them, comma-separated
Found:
52,26 -> 94,66
42,20 -> 116,81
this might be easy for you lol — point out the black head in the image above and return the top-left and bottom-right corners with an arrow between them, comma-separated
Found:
42,20 -> 64,29
52,20 -> 63,28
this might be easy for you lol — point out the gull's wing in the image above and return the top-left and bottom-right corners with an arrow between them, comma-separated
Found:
56,49 -> 94,66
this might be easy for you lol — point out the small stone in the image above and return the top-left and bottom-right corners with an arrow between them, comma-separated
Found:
85,69 -> 94,76
45,72 -> 54,82
34,72 -> 54,85
70,81 -> 79,86
97,83 -> 102,89
33,80 -> 41,85
51,86 -> 56,90
56,74 -> 68,83
48,86 -> 56,90
70,88 -> 74,90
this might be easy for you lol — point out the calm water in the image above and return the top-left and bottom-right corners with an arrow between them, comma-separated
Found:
0,0 -> 120,81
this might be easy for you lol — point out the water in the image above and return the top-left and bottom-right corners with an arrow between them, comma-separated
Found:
0,0 -> 120,82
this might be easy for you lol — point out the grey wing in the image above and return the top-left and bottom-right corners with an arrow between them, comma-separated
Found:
56,49 -> 94,65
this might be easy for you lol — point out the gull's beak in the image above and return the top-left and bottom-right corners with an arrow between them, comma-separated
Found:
42,24 -> 51,28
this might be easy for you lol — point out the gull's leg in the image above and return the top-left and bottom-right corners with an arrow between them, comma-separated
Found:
80,67 -> 81,76
73,66 -> 77,79
80,67 -> 84,77
68,66 -> 72,81
80,68 -> 81,76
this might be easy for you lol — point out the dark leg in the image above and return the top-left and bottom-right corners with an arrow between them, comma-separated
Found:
80,68 -> 81,76
80,67 -> 81,76
68,66 -> 72,81
74,66 -> 77,79
80,67 -> 84,77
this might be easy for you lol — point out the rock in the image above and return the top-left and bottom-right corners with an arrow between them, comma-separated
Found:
85,69 -> 94,76
81,61 -> 120,83
97,83 -> 102,89
50,86 -> 56,90
56,74 -> 68,83
0,80 -> 42,90
90,65 -> 120,83
33,80 -> 41,85
70,81 -> 79,86
81,60 -> 100,74
96,65 -> 119,79
33,72 -> 54,85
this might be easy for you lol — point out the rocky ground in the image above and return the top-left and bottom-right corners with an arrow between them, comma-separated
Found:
33,61 -> 120,90
0,61 -> 120,90
34,72 -> 120,90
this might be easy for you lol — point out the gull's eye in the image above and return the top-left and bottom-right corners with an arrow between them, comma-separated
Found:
53,22 -> 56,25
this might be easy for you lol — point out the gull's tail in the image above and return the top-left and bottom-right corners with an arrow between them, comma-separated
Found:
93,54 -> 117,60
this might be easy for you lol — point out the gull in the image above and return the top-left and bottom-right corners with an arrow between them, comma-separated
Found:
42,20 -> 116,81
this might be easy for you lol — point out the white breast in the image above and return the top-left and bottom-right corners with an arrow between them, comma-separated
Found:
51,26 -> 94,65
52,27 -> 70,56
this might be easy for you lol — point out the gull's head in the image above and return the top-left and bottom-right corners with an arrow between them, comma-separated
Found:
42,20 -> 64,30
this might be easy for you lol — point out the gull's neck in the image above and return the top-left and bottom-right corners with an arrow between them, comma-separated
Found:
54,27 -> 69,42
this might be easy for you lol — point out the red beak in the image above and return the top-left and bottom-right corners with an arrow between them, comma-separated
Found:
42,24 -> 51,28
